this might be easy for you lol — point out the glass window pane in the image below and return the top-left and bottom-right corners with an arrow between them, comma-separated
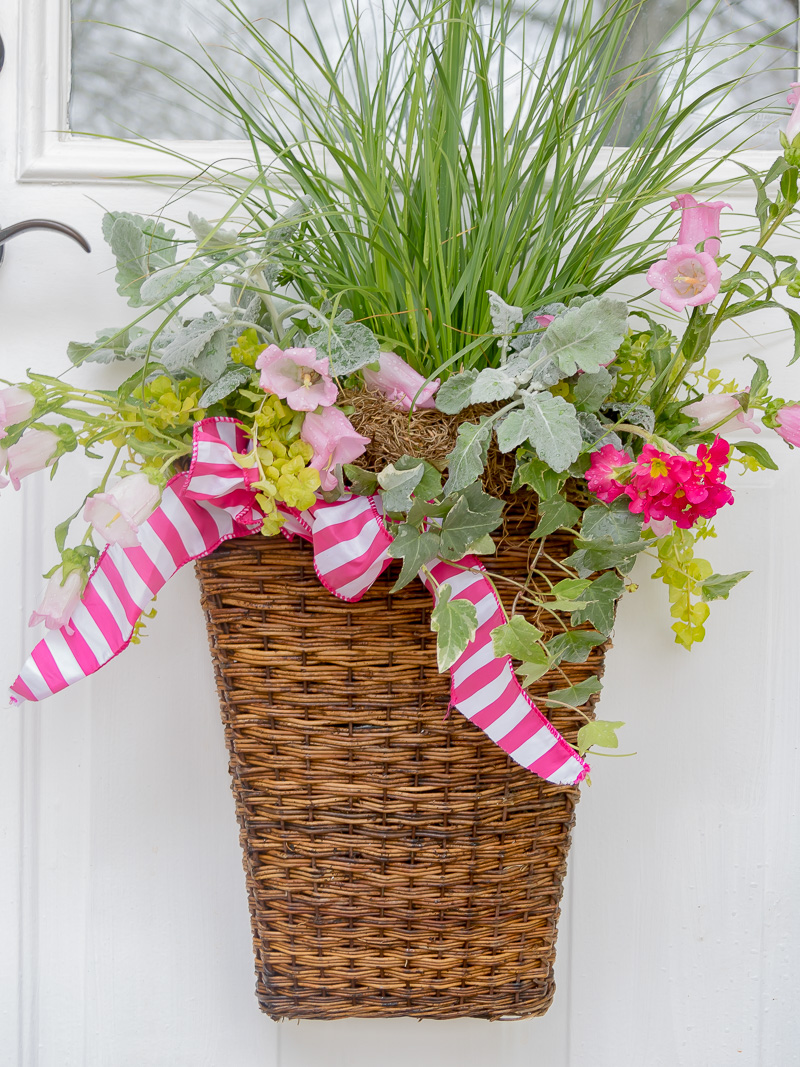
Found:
69,0 -> 798,146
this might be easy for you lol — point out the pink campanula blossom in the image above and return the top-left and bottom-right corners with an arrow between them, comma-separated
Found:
29,570 -> 84,633
0,386 -> 35,439
83,473 -> 161,548
362,352 -> 439,410
645,516 -> 674,538
646,245 -> 722,312
684,391 -> 761,434
256,345 -> 338,411
788,83 -> 800,143
6,429 -> 59,489
0,447 -> 8,490
300,405 -> 371,492
774,403 -> 800,446
534,314 -> 555,329
585,444 -> 632,503
670,194 -> 730,259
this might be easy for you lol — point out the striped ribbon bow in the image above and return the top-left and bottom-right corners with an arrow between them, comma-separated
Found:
9,417 -> 589,787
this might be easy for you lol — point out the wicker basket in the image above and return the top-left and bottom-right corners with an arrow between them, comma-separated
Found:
195,496 -> 606,1020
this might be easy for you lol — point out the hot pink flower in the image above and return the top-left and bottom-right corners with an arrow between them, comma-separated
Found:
670,194 -> 730,259
585,444 -> 632,503
774,403 -> 800,446
684,391 -> 761,434
256,345 -> 338,412
362,352 -> 439,410
647,245 -> 722,312
29,570 -> 84,633
0,386 -> 35,439
6,429 -> 59,489
83,473 -> 161,548
300,406 -> 371,492
788,83 -> 800,143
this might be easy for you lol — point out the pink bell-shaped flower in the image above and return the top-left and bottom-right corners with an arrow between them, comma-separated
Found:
670,194 -> 730,259
362,352 -> 439,410
684,392 -> 760,434
0,386 -> 35,438
646,245 -> 722,312
29,570 -> 84,633
300,406 -> 371,492
6,429 -> 59,489
83,472 -> 161,548
775,403 -> 800,446
256,345 -> 338,412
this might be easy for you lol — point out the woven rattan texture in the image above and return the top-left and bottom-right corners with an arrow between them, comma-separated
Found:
195,498 -> 606,1020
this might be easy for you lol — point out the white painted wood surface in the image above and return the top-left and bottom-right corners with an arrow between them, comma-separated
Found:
2,0 -> 800,1062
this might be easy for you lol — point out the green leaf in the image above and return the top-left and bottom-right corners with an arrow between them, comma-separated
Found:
511,455 -> 566,499
745,355 -> 769,401
67,327 -> 138,366
470,367 -> 518,404
546,675 -> 603,708
307,311 -> 380,376
567,571 -> 625,635
577,719 -> 625,755
532,494 -> 582,539
496,393 -> 582,472
378,460 -> 425,512
198,366 -> 252,406
734,441 -> 779,470
564,539 -> 647,577
343,464 -> 380,496
580,499 -> 644,545
539,296 -> 628,375
443,416 -> 493,495
465,533 -> 496,556
430,583 -> 479,671
551,578 -> 592,600
436,369 -> 479,414
388,525 -> 442,592
102,212 -> 177,307
491,615 -> 544,661
700,570 -> 750,602
573,368 -> 613,412
439,482 -> 504,560
517,647 -> 553,686
139,261 -> 216,305
545,629 -> 605,665
160,314 -> 230,373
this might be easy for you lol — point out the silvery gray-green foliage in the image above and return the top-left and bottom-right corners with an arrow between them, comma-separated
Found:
538,297 -> 628,376
307,310 -> 381,376
102,212 -> 178,307
486,291 -> 524,361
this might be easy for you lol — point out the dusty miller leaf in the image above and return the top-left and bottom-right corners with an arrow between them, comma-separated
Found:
139,261 -> 217,305
436,370 -> 479,414
198,366 -> 252,406
573,368 -> 614,413
606,402 -> 655,434
308,311 -> 380,376
102,212 -> 177,307
540,296 -> 627,375
470,367 -> 518,404
486,290 -> 524,353
160,314 -> 230,373
496,393 -> 582,472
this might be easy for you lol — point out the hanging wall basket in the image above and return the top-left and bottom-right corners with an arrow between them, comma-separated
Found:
196,490 -> 607,1021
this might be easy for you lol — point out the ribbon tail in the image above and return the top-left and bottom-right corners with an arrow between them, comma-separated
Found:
9,475 -> 254,704
420,557 -> 590,787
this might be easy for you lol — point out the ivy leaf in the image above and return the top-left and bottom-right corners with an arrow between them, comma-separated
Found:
532,494 -> 582,539
496,393 -> 582,472
436,369 -> 479,414
491,615 -> 544,661
388,525 -> 442,592
378,460 -> 426,513
545,629 -> 605,665
573,368 -> 613,412
564,539 -> 647,577
581,499 -> 644,544
430,583 -> 479,671
443,416 -> 493,495
551,578 -> 592,600
517,648 -> 553,686
439,482 -> 504,560
700,570 -> 751,602
577,719 -> 625,755
568,571 -> 625,635
307,311 -> 380,376
511,455 -> 566,499
465,533 -> 496,556
344,465 -> 380,496
198,366 -> 252,406
546,675 -> 603,707
539,296 -> 628,375
470,367 -> 519,404
733,441 -> 779,471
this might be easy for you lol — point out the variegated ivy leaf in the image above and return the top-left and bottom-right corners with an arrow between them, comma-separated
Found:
511,455 -> 566,499
378,460 -> 426,513
139,261 -> 217,306
581,498 -> 643,545
531,494 -> 582,539
577,719 -> 625,756
436,369 -> 479,414
388,525 -> 442,592
430,583 -> 479,671
443,416 -> 493,496
491,615 -> 544,661
470,367 -> 518,404
102,211 -> 177,307
545,629 -> 605,666
568,571 -> 625,636
496,393 -> 582,472
486,290 -> 524,356
546,674 -> 603,708
307,310 -> 380,376
439,482 -> 504,560
465,533 -> 496,556
539,296 -> 627,376
517,649 -> 553,685
199,366 -> 252,406
573,368 -> 614,413
343,465 -> 379,496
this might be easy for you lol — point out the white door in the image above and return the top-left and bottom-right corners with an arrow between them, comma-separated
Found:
1,1 -> 800,1064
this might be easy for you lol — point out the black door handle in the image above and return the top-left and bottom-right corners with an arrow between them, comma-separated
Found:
0,220 -> 92,267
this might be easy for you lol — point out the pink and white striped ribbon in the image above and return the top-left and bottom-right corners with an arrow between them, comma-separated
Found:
9,417 -> 589,786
